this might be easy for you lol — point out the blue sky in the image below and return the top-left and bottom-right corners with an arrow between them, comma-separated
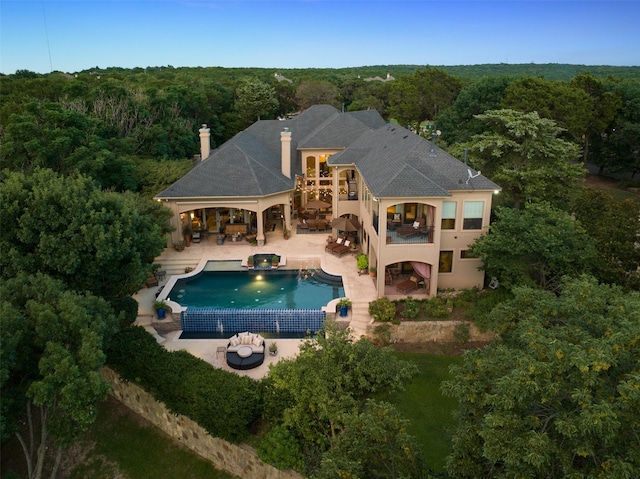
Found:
1,1 -> 638,74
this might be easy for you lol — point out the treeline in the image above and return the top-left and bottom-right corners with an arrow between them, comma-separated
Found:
1,63 -> 639,198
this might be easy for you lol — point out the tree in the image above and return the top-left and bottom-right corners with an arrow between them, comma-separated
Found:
570,72 -> 622,163
295,79 -> 340,110
501,76 -> 591,144
465,109 -> 584,209
436,75 -> 514,145
0,100 -> 139,190
0,169 -> 169,300
388,67 -> 462,131
234,76 -> 279,127
469,203 -> 598,292
263,327 -> 417,473
315,400 -> 427,479
591,78 -> 640,177
1,273 -> 118,479
442,276 -> 640,478
572,189 -> 640,291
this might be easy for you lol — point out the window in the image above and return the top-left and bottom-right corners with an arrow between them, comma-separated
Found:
460,250 -> 478,259
305,156 -> 316,177
441,201 -> 456,230
404,203 -> 417,222
439,251 -> 453,273
463,201 -> 484,230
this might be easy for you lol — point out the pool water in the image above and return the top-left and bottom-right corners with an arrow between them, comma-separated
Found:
169,269 -> 344,309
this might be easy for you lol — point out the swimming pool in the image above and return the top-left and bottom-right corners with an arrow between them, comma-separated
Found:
165,259 -> 344,338
168,268 -> 344,309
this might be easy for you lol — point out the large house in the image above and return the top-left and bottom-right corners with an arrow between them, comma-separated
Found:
155,105 -> 500,297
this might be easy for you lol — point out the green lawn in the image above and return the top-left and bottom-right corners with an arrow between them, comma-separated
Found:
62,398 -> 237,479
386,352 -> 463,472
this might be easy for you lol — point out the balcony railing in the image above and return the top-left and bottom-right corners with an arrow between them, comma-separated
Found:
385,226 -> 434,245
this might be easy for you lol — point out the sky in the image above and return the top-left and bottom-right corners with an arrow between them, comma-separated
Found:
1,0 -> 639,75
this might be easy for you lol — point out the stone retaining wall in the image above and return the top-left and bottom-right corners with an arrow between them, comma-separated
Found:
102,367 -> 304,479
366,320 -> 495,343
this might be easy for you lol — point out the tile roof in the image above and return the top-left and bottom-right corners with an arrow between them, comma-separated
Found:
327,123 -> 500,197
155,105 -> 499,200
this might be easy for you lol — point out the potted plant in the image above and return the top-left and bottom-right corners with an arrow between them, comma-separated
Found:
269,342 -> 278,356
216,234 -> 225,245
356,254 -> 369,274
247,255 -> 254,268
369,266 -> 377,278
337,297 -> 352,317
153,300 -> 168,320
272,255 -> 280,267
174,240 -> 185,252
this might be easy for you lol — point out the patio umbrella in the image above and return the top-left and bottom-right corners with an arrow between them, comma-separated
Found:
304,199 -> 332,210
328,216 -> 360,232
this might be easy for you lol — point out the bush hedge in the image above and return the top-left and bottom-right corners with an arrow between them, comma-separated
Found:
110,295 -> 139,330
106,326 -> 262,443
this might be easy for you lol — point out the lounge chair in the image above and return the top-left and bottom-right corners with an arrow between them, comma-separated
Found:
331,238 -> 354,257
325,234 -> 346,252
396,276 -> 420,294
397,218 -> 426,238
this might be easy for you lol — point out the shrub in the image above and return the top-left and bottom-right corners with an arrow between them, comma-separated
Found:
368,297 -> 397,323
110,295 -> 139,330
106,326 -> 262,443
257,425 -> 305,471
401,297 -> 420,319
422,296 -> 451,318
465,288 -> 514,330
371,323 -> 392,346
450,287 -> 481,308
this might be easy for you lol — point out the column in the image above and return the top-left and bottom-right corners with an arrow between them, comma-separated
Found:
256,209 -> 265,247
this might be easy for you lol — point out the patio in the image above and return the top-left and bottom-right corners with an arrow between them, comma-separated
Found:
134,226 -> 379,378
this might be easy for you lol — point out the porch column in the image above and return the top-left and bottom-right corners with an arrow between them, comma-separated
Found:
283,202 -> 291,235
256,210 -> 265,247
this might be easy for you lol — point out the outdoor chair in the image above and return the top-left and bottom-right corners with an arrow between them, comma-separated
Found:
192,231 -> 201,243
331,238 -> 354,257
385,269 -> 393,285
396,276 -> 420,294
299,218 -> 309,230
397,218 -> 426,238
325,234 -> 346,252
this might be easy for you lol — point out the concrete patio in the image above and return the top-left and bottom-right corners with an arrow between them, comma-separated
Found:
133,227 -> 378,379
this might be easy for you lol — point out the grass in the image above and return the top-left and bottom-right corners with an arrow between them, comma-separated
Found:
71,398 -> 238,479
1,397 -> 238,479
385,352 -> 463,472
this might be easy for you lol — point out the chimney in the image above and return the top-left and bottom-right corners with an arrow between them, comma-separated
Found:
199,124 -> 210,160
281,127 -> 292,178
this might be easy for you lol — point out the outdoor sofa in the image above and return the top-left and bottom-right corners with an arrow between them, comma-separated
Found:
226,332 -> 265,370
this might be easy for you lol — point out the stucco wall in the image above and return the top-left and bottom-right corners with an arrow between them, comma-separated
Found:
102,367 -> 304,479
366,320 -> 495,344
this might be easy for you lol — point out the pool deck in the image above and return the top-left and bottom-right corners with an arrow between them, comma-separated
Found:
133,228 -> 378,380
